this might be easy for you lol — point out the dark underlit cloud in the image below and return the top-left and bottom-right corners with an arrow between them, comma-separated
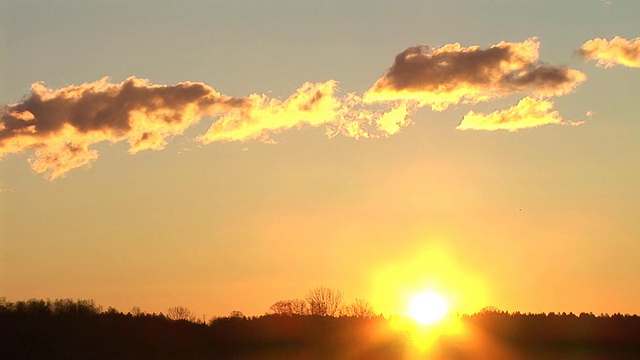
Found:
364,37 -> 586,111
0,77 -> 243,179
579,36 -> 640,68
0,37 -> 601,180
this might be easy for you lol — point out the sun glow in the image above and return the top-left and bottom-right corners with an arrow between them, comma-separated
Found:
409,291 -> 449,325
369,241 -> 489,318
387,290 -> 465,356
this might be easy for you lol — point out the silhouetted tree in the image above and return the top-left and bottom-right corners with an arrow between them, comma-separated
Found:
479,306 -> 502,314
106,306 -> 119,315
167,306 -> 196,322
344,298 -> 376,318
229,310 -> 245,318
0,297 -> 10,312
50,298 -> 101,316
305,286 -> 343,316
268,299 -> 309,315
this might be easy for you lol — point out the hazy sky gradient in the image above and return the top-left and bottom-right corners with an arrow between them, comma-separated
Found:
1,0 -> 639,318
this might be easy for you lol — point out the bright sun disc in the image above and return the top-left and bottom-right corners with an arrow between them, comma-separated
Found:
409,291 -> 449,325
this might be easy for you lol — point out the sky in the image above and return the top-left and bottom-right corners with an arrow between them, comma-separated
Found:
1,0 -> 639,319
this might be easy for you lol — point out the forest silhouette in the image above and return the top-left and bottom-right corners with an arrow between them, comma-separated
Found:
2,290 -> 640,359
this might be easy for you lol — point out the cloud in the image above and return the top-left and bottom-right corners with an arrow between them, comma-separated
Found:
579,36 -> 640,68
1,77 -> 412,180
456,97 -> 582,132
197,81 -> 411,143
364,37 -> 586,111
600,0 -> 612,7
0,77 -> 243,179
1,37 -> 594,180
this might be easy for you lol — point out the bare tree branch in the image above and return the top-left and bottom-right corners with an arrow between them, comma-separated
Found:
305,287 -> 343,316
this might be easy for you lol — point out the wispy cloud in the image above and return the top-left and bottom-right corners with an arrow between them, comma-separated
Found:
579,36 -> 640,68
364,37 -> 586,111
456,97 -> 581,132
1,77 -> 411,180
198,81 -> 410,144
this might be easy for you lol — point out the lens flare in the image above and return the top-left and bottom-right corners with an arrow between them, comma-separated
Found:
409,291 -> 449,325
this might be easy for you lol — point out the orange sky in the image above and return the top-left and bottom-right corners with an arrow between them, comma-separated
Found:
1,0 -> 639,318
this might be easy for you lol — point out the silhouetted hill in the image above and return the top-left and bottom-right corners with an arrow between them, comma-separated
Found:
2,299 -> 640,359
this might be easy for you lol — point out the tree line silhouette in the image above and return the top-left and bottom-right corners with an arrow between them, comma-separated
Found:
2,290 -> 640,359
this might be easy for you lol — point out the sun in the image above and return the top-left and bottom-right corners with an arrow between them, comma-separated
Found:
408,291 -> 449,325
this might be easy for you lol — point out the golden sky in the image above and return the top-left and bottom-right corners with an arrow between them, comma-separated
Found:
1,0 -> 639,318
